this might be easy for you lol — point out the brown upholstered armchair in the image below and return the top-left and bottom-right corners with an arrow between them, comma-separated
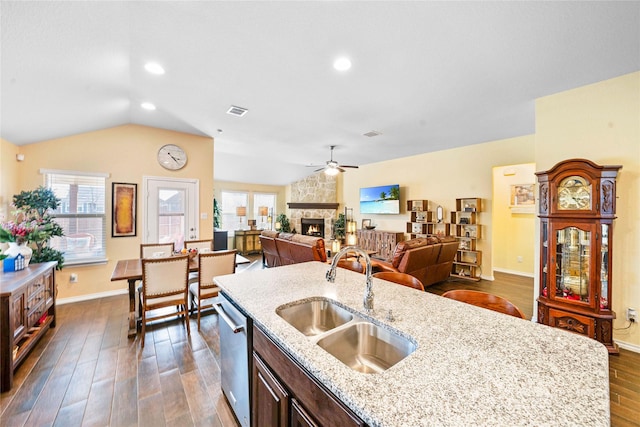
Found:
370,236 -> 458,288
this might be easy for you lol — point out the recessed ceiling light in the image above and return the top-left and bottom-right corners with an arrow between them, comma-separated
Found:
144,62 -> 165,75
333,57 -> 352,71
141,102 -> 156,110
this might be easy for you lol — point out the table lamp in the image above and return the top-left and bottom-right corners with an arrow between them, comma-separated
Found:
236,206 -> 247,229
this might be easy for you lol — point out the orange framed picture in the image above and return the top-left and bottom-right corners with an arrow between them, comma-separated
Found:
112,182 -> 137,237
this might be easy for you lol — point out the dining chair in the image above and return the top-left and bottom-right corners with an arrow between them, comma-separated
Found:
184,239 -> 213,252
140,254 -> 190,347
441,289 -> 526,319
373,272 -> 425,291
337,259 -> 365,274
138,243 -> 176,317
189,249 -> 237,330
140,242 -> 175,258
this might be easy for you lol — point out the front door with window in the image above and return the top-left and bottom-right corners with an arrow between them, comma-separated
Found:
144,177 -> 199,250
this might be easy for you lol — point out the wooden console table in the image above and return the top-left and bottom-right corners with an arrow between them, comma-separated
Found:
356,229 -> 405,261
0,261 -> 57,392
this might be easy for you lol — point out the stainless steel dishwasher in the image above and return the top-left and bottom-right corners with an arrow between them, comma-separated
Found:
215,293 -> 251,427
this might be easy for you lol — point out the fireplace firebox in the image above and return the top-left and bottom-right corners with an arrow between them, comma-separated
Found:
301,218 -> 325,238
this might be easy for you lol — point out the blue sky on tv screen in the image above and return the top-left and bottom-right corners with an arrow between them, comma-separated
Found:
360,184 -> 399,201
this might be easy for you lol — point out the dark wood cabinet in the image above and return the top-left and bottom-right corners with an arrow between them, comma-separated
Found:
536,159 -> 621,354
252,325 -> 365,427
214,230 -> 228,250
0,262 -> 57,391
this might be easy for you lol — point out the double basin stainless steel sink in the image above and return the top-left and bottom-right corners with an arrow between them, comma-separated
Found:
276,297 -> 416,374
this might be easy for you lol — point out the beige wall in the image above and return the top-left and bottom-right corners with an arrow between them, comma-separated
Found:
1,124 -> 214,301
0,138 -> 21,221
492,163 -> 536,276
340,134 -> 537,280
535,71 -> 640,347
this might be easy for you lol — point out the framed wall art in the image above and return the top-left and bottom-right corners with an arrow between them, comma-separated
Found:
112,182 -> 137,237
510,183 -> 535,213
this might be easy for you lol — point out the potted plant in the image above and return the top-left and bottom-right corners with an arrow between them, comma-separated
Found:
0,187 -> 65,269
275,213 -> 291,232
333,213 -> 346,241
213,197 -> 222,229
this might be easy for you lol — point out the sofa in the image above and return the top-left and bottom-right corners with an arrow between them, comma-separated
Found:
370,236 -> 459,288
260,231 -> 327,267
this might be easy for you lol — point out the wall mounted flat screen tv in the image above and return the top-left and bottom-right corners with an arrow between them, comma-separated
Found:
360,184 -> 400,214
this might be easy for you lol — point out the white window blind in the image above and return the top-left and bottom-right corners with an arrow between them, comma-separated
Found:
221,191 -> 248,235
253,193 -> 276,230
44,171 -> 108,265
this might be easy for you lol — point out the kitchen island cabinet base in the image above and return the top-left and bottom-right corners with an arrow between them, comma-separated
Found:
252,325 -> 365,427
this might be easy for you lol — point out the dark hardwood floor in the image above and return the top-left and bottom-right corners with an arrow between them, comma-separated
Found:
1,259 -> 638,426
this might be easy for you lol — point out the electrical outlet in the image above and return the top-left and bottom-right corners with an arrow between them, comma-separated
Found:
69,273 -> 78,283
627,308 -> 637,323
517,256 -> 523,263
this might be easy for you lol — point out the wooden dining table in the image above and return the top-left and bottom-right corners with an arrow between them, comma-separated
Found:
110,253 -> 250,337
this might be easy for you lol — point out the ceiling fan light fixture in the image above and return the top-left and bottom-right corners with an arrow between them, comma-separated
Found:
144,62 -> 165,75
325,167 -> 340,176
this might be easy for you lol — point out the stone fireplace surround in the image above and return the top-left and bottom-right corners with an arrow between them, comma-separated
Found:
287,173 -> 339,240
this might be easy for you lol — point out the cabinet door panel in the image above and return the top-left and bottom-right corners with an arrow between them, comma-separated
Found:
549,221 -> 598,310
11,293 -> 26,341
291,398 -> 318,427
252,352 -> 288,427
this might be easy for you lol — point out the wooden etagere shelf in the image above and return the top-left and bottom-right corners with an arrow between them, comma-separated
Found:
450,198 -> 482,281
406,200 -> 451,239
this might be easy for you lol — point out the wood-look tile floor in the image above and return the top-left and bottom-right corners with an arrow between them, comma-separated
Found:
1,262 -> 638,426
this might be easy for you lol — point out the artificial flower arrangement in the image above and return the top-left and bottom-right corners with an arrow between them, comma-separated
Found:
0,213 -> 38,245
0,187 -> 65,269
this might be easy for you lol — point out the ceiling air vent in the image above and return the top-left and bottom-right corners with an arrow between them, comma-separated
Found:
227,105 -> 248,117
363,130 -> 382,137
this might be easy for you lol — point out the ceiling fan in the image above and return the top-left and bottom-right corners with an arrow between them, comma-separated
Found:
308,145 -> 359,175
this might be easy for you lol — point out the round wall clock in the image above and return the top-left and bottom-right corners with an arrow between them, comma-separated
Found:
157,144 -> 187,170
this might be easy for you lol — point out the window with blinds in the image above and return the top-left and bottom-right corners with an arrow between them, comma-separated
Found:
221,191 -> 248,236
42,170 -> 108,265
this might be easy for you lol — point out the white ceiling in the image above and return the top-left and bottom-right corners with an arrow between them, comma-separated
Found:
1,1 -> 639,185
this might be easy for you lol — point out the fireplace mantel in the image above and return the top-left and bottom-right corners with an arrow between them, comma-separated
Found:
287,202 -> 339,210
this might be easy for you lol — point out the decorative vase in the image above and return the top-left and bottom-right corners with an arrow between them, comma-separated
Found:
5,242 -> 33,266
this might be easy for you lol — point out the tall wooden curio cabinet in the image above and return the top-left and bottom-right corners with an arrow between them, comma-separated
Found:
536,159 -> 621,354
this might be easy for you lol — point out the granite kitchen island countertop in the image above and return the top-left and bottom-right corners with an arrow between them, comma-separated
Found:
214,261 -> 610,427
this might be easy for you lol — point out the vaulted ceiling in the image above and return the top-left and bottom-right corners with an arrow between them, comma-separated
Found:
1,1 -> 638,185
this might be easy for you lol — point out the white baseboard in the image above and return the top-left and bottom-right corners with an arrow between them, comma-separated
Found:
493,268 -> 535,278
615,340 -> 640,354
56,288 -> 128,305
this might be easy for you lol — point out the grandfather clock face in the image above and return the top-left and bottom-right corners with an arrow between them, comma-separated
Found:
557,175 -> 592,210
